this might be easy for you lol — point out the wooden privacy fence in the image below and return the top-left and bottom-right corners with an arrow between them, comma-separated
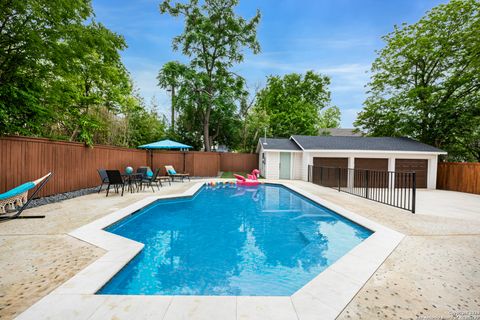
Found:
220,152 -> 259,173
0,136 -> 146,197
0,136 -> 259,197
151,151 -> 222,177
151,151 -> 258,177
437,162 -> 480,195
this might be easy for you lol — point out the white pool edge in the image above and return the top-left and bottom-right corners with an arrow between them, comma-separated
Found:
16,181 -> 404,320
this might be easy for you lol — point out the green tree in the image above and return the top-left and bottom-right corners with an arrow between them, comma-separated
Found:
241,105 -> 270,153
0,0 -> 92,135
164,64 -> 245,150
159,0 -> 261,151
252,71 -> 333,138
101,93 -> 166,148
126,100 -> 167,147
157,61 -> 187,131
49,22 -> 131,145
238,86 -> 260,152
318,106 -> 341,133
355,0 -> 480,161
0,0 -> 165,148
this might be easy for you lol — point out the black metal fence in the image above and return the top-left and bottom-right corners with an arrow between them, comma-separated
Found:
308,165 -> 416,213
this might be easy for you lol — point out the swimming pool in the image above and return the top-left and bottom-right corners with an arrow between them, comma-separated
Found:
98,183 -> 372,296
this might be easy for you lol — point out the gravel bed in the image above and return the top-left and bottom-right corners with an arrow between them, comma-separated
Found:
29,187 -> 99,208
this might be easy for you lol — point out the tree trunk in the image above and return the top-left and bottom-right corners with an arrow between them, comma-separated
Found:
69,127 -> 79,141
203,107 -> 211,151
171,85 -> 175,131
203,120 -> 210,151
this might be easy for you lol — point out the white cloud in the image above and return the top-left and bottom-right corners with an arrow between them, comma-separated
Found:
317,63 -> 370,75
124,53 -> 371,127
122,56 -> 171,114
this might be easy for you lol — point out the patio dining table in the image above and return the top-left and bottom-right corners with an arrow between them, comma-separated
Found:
121,173 -> 143,193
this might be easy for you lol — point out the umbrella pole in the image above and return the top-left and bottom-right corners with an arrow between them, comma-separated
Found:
150,150 -> 153,170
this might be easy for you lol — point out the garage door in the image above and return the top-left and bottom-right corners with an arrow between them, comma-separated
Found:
312,157 -> 348,187
313,157 -> 348,168
354,158 -> 388,171
395,159 -> 428,188
354,158 -> 389,187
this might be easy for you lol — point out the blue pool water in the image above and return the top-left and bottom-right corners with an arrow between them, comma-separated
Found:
98,184 -> 372,296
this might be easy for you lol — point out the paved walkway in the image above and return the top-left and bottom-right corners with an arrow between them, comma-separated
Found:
1,180 -> 479,319
0,182 -> 195,319
286,181 -> 480,320
416,188 -> 480,222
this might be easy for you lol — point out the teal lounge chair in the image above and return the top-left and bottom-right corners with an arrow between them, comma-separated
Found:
0,172 -> 52,220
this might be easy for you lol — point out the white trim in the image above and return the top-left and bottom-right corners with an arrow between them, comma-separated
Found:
304,149 -> 446,155
262,149 -> 303,153
289,136 -> 305,150
261,149 -> 445,155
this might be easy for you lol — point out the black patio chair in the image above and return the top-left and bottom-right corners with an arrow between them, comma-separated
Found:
105,170 -> 126,197
136,167 -> 148,182
97,169 -> 109,193
138,167 -> 161,192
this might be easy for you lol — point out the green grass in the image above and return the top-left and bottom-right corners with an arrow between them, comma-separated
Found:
220,171 -> 264,179
220,171 -> 247,178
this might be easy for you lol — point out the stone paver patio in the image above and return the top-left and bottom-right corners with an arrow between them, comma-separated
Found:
1,180 -> 479,319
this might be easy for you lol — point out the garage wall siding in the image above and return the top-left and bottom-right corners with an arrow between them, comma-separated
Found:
260,149 -> 438,189
301,153 -> 311,181
293,153 -> 303,179
265,152 -> 280,179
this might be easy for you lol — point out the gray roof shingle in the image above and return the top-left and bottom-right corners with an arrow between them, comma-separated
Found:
259,138 -> 302,150
291,135 -> 445,153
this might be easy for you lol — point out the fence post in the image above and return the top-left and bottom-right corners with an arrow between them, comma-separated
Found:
365,170 -> 369,199
337,167 -> 341,192
412,172 -> 416,213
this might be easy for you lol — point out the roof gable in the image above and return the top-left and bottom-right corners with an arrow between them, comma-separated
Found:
259,138 -> 302,151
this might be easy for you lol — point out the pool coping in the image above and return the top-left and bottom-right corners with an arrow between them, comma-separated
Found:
15,181 -> 405,320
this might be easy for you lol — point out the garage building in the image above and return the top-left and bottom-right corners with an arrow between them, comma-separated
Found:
256,135 -> 446,189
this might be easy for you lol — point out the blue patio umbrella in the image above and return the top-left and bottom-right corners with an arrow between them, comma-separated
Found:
138,139 -> 193,150
138,139 -> 193,169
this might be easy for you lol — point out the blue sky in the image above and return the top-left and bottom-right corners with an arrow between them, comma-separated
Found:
92,0 -> 446,127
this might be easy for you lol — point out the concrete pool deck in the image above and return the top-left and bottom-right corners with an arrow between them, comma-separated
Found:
1,180 -> 479,319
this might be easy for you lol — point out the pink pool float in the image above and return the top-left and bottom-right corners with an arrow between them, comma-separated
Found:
234,169 -> 260,186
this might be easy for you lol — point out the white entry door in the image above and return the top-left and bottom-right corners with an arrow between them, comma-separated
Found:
279,152 -> 291,179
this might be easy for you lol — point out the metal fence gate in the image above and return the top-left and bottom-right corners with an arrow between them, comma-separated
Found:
308,165 -> 416,213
